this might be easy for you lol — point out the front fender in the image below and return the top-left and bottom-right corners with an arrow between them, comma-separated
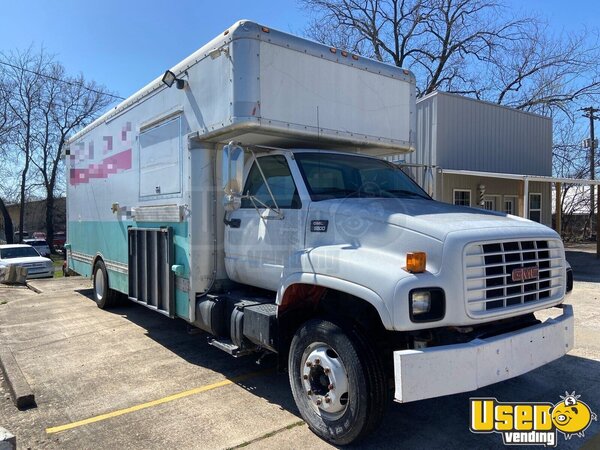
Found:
277,246 -> 402,329
277,272 -> 393,329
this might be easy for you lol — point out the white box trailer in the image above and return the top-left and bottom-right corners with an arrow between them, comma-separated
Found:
66,20 -> 573,445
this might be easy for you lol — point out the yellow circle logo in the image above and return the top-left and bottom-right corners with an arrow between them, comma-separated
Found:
551,392 -> 597,439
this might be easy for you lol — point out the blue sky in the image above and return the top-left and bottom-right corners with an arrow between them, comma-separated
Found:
0,0 -> 308,100
1,0 -> 599,102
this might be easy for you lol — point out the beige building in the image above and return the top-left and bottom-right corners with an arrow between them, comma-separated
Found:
437,174 -> 551,226
0,197 -> 66,241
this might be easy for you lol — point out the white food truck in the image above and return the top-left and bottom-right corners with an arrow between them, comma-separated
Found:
65,20 -> 574,445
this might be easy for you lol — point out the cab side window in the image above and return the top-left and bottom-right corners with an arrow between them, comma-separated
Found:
241,155 -> 301,209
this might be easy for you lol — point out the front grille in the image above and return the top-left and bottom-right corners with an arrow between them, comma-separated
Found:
464,239 -> 564,317
19,263 -> 47,274
22,263 -> 44,268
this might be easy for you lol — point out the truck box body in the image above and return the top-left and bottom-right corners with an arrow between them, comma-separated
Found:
66,21 -> 416,320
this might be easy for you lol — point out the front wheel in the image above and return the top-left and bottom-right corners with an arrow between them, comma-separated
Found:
92,260 -> 118,309
288,319 -> 388,445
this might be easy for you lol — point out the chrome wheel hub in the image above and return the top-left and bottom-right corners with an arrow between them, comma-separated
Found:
301,343 -> 349,419
94,269 -> 104,301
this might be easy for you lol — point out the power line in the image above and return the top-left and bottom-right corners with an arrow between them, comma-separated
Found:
0,60 -> 125,100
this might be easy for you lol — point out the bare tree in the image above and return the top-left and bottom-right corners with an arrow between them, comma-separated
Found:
32,65 -> 112,250
0,48 -> 49,242
0,48 -> 114,248
488,24 -> 600,116
301,0 -> 600,109
551,117 -> 592,238
302,0 -> 529,96
0,79 -> 16,243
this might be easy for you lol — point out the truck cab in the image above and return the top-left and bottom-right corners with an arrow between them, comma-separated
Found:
217,145 -> 573,444
225,148 -> 568,329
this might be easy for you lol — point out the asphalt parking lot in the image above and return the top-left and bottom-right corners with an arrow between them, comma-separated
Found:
0,247 -> 599,449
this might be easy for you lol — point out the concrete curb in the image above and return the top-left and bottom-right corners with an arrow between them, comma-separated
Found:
0,427 -> 16,450
0,346 -> 35,409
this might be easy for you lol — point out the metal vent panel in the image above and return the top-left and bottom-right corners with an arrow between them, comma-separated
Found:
128,227 -> 174,317
132,205 -> 184,223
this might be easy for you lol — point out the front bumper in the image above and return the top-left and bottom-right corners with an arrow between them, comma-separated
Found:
393,304 -> 574,403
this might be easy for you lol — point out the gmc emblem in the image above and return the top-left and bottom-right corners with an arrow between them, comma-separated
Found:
512,266 -> 539,282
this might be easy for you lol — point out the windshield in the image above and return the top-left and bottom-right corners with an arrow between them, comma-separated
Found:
0,246 -> 41,259
295,152 -> 430,201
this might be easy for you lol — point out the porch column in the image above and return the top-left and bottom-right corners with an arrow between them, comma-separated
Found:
523,177 -> 529,219
555,182 -> 562,235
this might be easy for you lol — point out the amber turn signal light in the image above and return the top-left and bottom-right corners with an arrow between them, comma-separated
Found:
405,252 -> 426,273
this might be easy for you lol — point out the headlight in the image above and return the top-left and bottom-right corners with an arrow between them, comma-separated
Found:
411,291 -> 431,314
410,288 -> 445,322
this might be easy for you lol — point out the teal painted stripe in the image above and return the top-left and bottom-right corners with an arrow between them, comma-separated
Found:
175,289 -> 189,318
110,270 -> 128,295
68,220 -> 189,270
72,259 -> 92,279
68,220 -> 190,319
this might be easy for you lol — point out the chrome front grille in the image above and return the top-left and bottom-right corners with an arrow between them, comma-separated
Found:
464,239 -> 564,317
20,263 -> 48,274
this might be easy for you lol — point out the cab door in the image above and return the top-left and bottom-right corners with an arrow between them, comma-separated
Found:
224,153 -> 307,291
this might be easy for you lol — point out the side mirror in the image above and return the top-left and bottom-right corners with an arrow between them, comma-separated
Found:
222,143 -> 244,211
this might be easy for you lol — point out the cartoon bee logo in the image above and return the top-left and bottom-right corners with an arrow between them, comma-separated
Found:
551,392 -> 597,439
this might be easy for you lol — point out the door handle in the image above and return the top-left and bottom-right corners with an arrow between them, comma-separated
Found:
224,218 -> 241,228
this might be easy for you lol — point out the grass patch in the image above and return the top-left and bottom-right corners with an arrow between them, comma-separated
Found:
50,254 -> 64,278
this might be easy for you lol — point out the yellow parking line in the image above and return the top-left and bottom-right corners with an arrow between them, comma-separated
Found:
46,370 -> 268,434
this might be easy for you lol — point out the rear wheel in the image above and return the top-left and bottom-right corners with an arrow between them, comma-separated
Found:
288,319 -> 388,445
92,260 -> 118,309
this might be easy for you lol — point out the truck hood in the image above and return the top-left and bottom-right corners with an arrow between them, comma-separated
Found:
0,256 -> 51,266
312,197 -> 555,242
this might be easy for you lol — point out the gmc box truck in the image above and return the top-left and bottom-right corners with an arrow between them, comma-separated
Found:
65,20 -> 574,445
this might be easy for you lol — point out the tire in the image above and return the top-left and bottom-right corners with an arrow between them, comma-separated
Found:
288,319 -> 388,445
92,260 -> 118,309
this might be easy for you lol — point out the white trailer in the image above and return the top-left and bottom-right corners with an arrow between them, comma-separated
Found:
66,21 -> 573,445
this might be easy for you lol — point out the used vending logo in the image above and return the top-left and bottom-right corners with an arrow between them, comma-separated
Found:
470,392 -> 597,446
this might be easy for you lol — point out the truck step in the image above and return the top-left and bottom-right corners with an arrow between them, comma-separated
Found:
207,337 -> 254,357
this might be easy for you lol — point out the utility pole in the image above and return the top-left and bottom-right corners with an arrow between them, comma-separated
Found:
581,106 -> 600,258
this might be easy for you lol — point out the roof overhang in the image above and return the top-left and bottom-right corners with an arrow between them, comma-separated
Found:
436,168 -> 600,186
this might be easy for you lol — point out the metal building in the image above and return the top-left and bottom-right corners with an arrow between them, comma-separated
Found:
401,91 -> 553,226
